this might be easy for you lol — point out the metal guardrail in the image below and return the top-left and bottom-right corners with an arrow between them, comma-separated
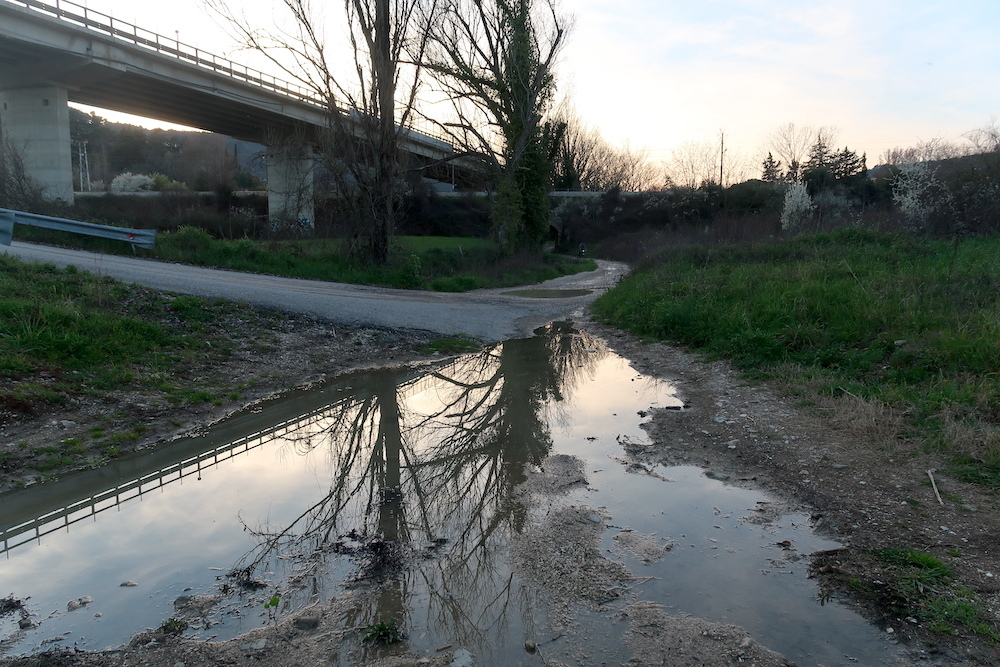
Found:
2,0 -> 454,147
0,208 -> 157,248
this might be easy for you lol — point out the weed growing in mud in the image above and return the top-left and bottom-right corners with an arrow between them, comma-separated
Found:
1,594 -> 27,615
226,566 -> 268,590
263,594 -> 281,622
159,617 -> 188,635
362,619 -> 403,644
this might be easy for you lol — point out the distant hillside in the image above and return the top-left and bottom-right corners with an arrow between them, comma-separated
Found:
70,109 -> 265,190
869,151 -> 1000,180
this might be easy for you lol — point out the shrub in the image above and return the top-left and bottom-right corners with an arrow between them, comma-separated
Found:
780,182 -> 814,231
109,172 -> 155,193
151,173 -> 187,192
892,163 -> 955,233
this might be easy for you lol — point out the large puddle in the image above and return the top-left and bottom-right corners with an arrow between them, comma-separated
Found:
0,324 -> 902,665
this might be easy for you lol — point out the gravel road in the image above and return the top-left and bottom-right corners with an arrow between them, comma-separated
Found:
1,241 -> 628,341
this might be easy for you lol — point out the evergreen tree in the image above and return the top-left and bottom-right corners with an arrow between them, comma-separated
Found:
804,138 -> 834,173
785,159 -> 801,183
832,147 -> 867,180
761,152 -> 783,183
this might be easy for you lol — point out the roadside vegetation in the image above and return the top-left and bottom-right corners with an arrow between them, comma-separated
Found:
0,255 -> 286,474
13,225 -> 595,291
815,546 -> 1000,643
593,229 -> 1000,484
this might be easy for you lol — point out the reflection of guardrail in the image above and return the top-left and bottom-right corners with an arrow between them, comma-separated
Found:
0,398 -> 347,556
0,363 -> 455,556
0,208 -> 157,248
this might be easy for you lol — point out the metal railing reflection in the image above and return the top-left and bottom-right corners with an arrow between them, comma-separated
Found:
1,398 -> 344,556
0,365 -> 446,557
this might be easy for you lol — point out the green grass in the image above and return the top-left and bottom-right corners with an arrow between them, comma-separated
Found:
592,229 -> 1000,478
16,225 -> 595,292
421,336 -> 482,355
866,548 -> 1000,641
0,255 -> 264,414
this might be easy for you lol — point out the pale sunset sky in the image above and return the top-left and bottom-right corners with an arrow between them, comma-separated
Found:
71,0 -> 1000,169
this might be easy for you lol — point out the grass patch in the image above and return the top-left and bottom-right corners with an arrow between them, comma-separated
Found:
949,456 -> 1000,491
0,255 -> 276,475
421,336 -> 481,355
592,229 -> 1000,475
866,548 -> 1000,641
17,224 -> 595,292
159,617 -> 189,635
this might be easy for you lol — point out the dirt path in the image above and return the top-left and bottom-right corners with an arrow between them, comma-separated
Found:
3,318 -> 1000,665
0,242 -> 627,341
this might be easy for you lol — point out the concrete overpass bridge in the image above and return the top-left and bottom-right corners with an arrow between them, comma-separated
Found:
0,0 -> 461,223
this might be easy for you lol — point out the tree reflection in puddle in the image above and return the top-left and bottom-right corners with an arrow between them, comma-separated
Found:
0,322 -> 900,666
231,322 -> 607,664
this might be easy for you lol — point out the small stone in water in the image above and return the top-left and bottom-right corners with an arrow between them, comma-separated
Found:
66,596 -> 92,612
120,581 -> 138,587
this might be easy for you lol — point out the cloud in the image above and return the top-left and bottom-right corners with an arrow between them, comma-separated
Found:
561,0 -> 1000,161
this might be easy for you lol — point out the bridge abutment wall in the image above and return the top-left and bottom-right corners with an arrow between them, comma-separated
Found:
266,145 -> 316,233
0,86 -> 74,203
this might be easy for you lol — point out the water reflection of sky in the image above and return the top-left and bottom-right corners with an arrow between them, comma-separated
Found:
0,324 -> 900,665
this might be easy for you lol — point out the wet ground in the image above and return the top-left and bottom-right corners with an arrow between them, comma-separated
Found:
0,324 -> 904,665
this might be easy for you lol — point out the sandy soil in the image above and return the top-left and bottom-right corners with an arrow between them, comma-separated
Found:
3,316 -> 1000,666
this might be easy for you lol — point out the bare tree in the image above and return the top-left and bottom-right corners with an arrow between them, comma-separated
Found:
965,118 -> 1000,153
207,0 -> 437,263
879,136 -> 971,166
765,123 -> 837,182
595,142 -> 660,192
665,140 -> 718,189
423,0 -> 569,253
548,103 -> 659,191
548,102 -> 603,191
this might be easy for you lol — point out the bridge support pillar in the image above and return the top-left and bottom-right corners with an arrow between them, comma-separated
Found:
0,86 -> 74,204
267,145 -> 314,233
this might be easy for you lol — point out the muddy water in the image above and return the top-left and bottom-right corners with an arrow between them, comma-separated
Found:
0,324 -> 901,665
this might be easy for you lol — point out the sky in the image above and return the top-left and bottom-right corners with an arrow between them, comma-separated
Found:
66,0 -> 1000,171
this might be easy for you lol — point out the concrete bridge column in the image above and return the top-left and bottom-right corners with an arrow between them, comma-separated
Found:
266,145 -> 314,233
0,86 -> 74,204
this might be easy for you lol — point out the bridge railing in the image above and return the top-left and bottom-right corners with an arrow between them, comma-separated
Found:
0,208 -> 157,248
5,0 -> 453,147
10,0 -> 321,105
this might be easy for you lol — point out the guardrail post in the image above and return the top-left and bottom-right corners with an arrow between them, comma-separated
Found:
0,211 -> 14,245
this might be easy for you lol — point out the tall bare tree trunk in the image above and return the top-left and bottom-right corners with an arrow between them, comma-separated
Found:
371,0 -> 396,264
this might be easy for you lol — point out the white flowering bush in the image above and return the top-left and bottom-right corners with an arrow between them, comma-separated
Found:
109,172 -> 155,193
780,182 -> 814,231
892,162 -> 953,232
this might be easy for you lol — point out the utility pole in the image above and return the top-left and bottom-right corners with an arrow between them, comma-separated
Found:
718,130 -> 725,188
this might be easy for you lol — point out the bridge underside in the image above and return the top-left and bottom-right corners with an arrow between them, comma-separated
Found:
0,1 -> 477,223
